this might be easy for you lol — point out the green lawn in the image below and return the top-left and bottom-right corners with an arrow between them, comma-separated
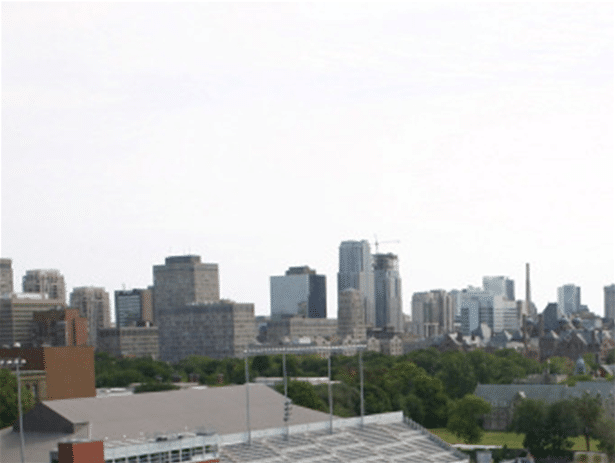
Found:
429,429 -> 601,451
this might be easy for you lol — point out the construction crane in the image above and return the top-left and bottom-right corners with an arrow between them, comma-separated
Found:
372,235 -> 400,254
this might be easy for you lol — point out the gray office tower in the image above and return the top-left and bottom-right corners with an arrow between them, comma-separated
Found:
338,240 -> 375,327
152,255 -> 220,320
270,266 -> 326,318
557,284 -> 581,317
373,253 -> 403,332
482,276 -> 515,301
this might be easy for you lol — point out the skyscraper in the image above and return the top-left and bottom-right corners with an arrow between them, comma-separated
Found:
115,288 -> 154,327
411,290 -> 455,338
270,266 -> 326,318
373,253 -> 403,332
604,284 -> 615,320
557,284 -> 581,317
482,276 -> 515,301
23,269 -> 67,303
0,258 -> 13,296
338,240 -> 375,327
152,255 -> 220,319
69,287 -> 111,347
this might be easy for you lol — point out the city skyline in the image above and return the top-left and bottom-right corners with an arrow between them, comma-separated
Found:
2,3 -> 613,318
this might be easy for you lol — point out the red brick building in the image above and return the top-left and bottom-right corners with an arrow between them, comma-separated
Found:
32,308 -> 88,347
0,346 -> 95,401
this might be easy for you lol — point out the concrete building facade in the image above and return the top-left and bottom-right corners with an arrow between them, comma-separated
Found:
604,284 -> 615,320
159,301 -> 255,362
0,293 -> 65,347
337,288 -> 367,341
0,258 -> 13,296
153,255 -> 219,321
97,326 -> 159,359
69,287 -> 111,348
373,253 -> 403,332
557,284 -> 581,317
22,269 -> 67,303
270,266 -> 326,318
338,240 -> 375,327
114,288 -> 153,328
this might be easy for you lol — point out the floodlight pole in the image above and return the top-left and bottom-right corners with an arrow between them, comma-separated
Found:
328,355 -> 333,434
244,352 -> 251,445
359,350 -> 364,428
1,356 -> 26,463
282,352 -> 287,398
16,358 -> 26,463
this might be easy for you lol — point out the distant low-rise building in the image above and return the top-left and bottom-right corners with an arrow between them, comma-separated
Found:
264,315 -> 338,345
97,326 -> 159,359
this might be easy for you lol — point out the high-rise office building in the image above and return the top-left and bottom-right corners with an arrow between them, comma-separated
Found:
411,290 -> 455,338
338,240 -> 375,327
270,266 -> 326,318
115,288 -> 154,327
337,288 -> 367,341
457,287 -> 494,335
0,258 -> 13,296
557,284 -> 581,317
605,284 -> 615,320
153,255 -> 219,320
373,253 -> 403,332
22,269 -> 67,303
482,276 -> 515,301
69,287 -> 111,347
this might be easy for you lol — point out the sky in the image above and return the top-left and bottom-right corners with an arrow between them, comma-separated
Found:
1,2 -> 614,320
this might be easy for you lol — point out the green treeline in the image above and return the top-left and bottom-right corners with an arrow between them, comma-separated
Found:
95,348 -> 543,429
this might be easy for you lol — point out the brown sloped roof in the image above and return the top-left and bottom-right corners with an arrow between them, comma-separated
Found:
40,383 -> 331,441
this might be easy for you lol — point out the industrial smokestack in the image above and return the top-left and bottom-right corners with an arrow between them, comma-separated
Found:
526,263 -> 532,315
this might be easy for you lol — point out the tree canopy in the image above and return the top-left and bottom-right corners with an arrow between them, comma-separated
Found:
0,369 -> 35,429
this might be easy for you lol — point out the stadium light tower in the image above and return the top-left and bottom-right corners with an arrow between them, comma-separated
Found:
0,354 -> 27,463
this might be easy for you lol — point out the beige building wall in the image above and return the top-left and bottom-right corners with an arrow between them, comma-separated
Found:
69,287 -> 111,348
337,288 -> 366,341
153,255 -> 220,321
411,290 -> 455,338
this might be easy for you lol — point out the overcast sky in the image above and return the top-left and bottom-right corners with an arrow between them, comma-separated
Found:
2,2 -> 613,320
